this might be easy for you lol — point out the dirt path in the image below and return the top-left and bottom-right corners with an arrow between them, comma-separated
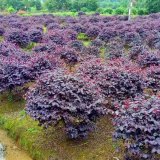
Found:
0,129 -> 32,160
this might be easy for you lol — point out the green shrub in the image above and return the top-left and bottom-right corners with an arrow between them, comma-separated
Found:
7,6 -> 15,13
71,9 -> 77,12
137,8 -> 148,15
77,33 -> 89,41
81,7 -> 88,12
103,8 -> 113,14
96,8 -> 104,14
132,8 -> 137,15
114,7 -> 125,15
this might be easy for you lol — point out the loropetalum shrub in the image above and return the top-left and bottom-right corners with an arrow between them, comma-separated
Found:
47,23 -> 60,30
26,70 -> 106,139
48,31 -> 66,45
64,29 -> 77,41
0,27 -> 5,36
86,27 -> 100,39
106,41 -> 125,59
71,24 -> 86,33
137,52 -> 160,68
97,68 -> 144,101
78,12 -> 86,16
146,66 -> 160,93
0,41 -> 31,62
99,28 -> 117,42
29,29 -> 43,43
82,46 -> 100,58
0,53 -> 61,93
114,96 -> 160,160
0,57 -> 31,93
68,40 -> 84,52
33,42 -> 56,54
129,45 -> 148,60
27,54 -> 60,79
91,39 -> 104,47
77,58 -> 106,82
123,31 -> 141,46
147,31 -> 160,49
60,48 -> 79,66
6,29 -> 30,48
0,41 -> 23,57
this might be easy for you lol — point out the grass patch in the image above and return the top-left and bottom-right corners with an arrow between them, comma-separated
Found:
83,40 -> 91,47
21,11 -> 78,17
77,33 -> 89,41
23,42 -> 37,51
0,36 -> 4,42
77,33 -> 91,47
100,47 -> 106,59
0,92 -> 124,160
43,26 -> 47,34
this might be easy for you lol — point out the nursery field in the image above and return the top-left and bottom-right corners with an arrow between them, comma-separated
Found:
0,13 -> 159,160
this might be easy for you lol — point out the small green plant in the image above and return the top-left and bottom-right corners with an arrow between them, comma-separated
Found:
96,8 -> 104,14
0,36 -> 4,42
7,91 -> 14,102
43,26 -> 47,33
7,6 -> 15,13
81,7 -> 88,12
132,8 -> 137,15
77,33 -> 89,41
137,8 -> 148,15
114,7 -> 125,15
19,109 -> 26,117
27,128 -> 38,133
103,8 -> 113,14
24,42 -> 37,51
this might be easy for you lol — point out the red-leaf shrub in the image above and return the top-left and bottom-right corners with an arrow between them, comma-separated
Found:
26,70 -> 106,139
97,67 -> 144,101
6,29 -> 30,48
0,57 -> 31,92
114,96 -> 160,159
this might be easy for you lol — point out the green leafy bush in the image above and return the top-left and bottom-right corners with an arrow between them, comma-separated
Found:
7,6 -> 15,13
137,8 -> 148,15
81,7 -> 88,12
114,7 -> 125,15
96,8 -> 104,14
103,8 -> 113,14
132,8 -> 137,15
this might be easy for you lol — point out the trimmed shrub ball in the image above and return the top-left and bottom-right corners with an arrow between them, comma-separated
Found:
6,29 -> 30,48
26,70 -> 106,139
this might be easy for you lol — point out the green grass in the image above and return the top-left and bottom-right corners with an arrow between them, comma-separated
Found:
77,33 -> 89,41
21,11 -> 78,17
0,92 -> 124,160
100,47 -> 107,59
83,40 -> 91,47
23,42 -> 37,51
0,36 -> 4,42
43,26 -> 47,34
77,33 -> 91,47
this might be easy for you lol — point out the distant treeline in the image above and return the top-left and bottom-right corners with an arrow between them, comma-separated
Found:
0,0 -> 159,15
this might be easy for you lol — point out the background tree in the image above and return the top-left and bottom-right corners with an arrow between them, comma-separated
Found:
146,0 -> 160,13
71,0 -> 98,11
34,0 -> 42,10
5,0 -> 25,11
45,0 -> 71,11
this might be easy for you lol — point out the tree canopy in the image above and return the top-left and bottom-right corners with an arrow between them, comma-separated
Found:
0,0 -> 159,14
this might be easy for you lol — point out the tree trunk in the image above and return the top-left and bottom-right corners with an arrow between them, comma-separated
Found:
128,0 -> 133,21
